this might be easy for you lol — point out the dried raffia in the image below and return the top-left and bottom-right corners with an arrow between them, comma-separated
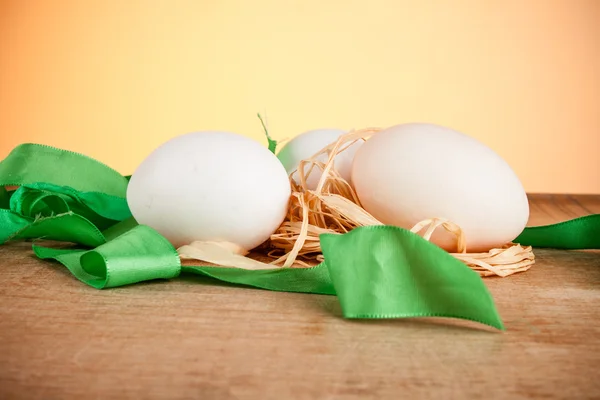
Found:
177,127 -> 535,277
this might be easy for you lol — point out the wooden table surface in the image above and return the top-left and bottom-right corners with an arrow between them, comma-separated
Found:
1,194 -> 599,400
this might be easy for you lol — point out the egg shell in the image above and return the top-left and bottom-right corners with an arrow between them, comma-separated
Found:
126,131 -> 291,251
351,123 -> 529,252
277,128 -> 363,190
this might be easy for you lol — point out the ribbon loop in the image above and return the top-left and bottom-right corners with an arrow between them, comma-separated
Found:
34,225 -> 181,289
10,186 -> 70,217
17,213 -> 107,247
0,183 -> 131,246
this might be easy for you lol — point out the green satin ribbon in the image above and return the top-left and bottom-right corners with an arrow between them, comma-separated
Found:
515,214 -> 600,249
0,143 -> 128,196
1,143 -> 598,331
33,223 -> 180,289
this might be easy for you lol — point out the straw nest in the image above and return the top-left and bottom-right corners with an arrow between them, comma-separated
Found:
178,128 -> 535,277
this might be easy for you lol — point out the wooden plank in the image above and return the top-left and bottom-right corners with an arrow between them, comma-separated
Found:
526,193 -> 600,226
0,195 -> 599,399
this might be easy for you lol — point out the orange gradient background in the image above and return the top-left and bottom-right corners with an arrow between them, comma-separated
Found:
1,0 -> 598,194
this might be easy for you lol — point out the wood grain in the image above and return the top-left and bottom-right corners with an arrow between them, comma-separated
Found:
1,194 -> 599,400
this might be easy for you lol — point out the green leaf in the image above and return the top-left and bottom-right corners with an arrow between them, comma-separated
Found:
257,113 -> 277,154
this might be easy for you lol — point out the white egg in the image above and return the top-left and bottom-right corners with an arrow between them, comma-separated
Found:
127,131 -> 291,251
276,128 -> 363,189
351,123 -> 529,252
